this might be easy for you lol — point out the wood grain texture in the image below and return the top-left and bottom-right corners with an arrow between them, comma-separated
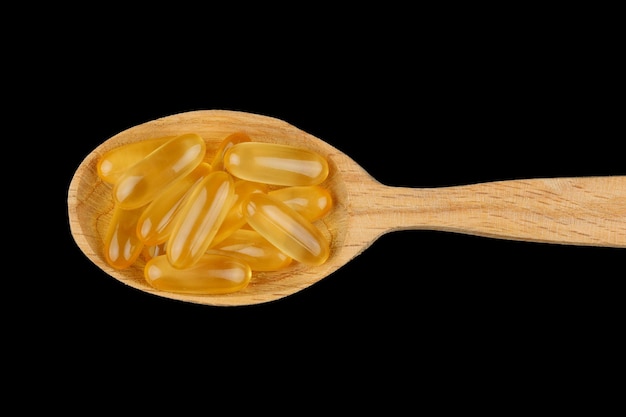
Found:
68,110 -> 626,306
351,176 -> 626,247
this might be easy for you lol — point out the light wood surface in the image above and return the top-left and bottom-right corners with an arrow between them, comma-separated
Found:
68,110 -> 626,306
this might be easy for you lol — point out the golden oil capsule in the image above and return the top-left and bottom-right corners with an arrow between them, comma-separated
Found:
136,162 -> 212,245
224,142 -> 329,186
243,193 -> 330,266
142,243 -> 166,261
104,204 -> 146,269
97,136 -> 175,184
144,254 -> 252,295
210,229 -> 292,271
210,179 -> 268,246
209,132 -> 251,171
113,133 -> 206,210
269,185 -> 333,222
166,171 -> 235,269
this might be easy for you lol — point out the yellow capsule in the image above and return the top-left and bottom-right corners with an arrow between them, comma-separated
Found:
103,204 -> 145,269
136,162 -> 212,245
210,229 -> 292,271
144,254 -> 252,295
97,136 -> 175,184
142,243 -> 166,261
166,171 -> 235,269
113,133 -> 206,210
268,185 -> 333,222
210,179 -> 268,246
209,132 -> 251,171
243,193 -> 330,266
224,142 -> 329,186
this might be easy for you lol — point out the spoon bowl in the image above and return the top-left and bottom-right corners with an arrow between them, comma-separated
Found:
69,110 -> 362,306
68,110 -> 626,306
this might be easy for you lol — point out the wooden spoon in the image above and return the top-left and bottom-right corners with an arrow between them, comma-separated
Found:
68,110 -> 626,306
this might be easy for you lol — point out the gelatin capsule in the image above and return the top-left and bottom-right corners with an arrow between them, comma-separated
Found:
104,204 -> 146,269
166,171 -> 235,269
97,136 -> 175,184
268,185 -> 333,222
210,229 -> 292,271
210,179 -> 268,246
209,132 -> 251,171
136,162 -> 212,245
243,193 -> 330,266
144,254 -> 252,295
224,142 -> 329,186
142,243 -> 166,261
113,133 -> 206,210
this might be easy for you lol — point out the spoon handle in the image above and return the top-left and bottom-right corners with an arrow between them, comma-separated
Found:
369,176 -> 626,248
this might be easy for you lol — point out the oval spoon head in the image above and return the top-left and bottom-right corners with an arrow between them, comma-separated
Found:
68,110 -> 380,306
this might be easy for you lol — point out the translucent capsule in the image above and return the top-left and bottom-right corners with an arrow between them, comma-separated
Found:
209,132 -> 251,171
104,204 -> 146,269
243,193 -> 330,266
97,136 -> 175,184
268,185 -> 333,222
224,142 -> 329,186
142,243 -> 166,261
113,133 -> 206,210
210,179 -> 268,246
166,171 -> 235,269
210,229 -> 292,271
136,162 -> 212,245
144,254 -> 252,295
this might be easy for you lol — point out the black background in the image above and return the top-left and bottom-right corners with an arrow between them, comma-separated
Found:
50,8 -> 624,407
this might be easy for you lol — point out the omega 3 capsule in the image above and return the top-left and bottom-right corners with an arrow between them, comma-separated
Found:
224,142 -> 329,186
243,193 -> 330,266
144,254 -> 252,294
136,162 -> 212,245
166,171 -> 235,269
268,185 -> 333,222
113,133 -> 206,210
103,204 -> 146,269
210,229 -> 292,271
97,136 -> 175,184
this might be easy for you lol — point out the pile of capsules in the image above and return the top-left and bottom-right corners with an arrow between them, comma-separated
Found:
97,132 -> 332,295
